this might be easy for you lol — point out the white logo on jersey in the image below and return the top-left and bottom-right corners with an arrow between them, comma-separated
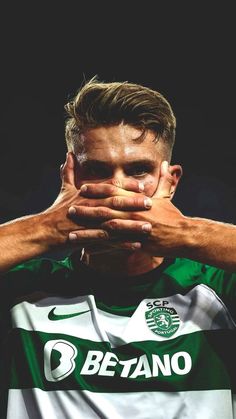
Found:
80,350 -> 192,378
44,339 -> 77,382
43,340 -> 192,381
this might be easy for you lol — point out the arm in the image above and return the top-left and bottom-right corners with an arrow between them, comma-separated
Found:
0,154 -> 82,272
69,161 -> 236,272
0,153 -> 106,273
139,163 -> 236,272
174,216 -> 236,272
0,213 -> 55,274
0,153 -> 151,273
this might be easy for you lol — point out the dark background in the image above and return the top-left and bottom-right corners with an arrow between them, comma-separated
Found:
1,1 -> 236,226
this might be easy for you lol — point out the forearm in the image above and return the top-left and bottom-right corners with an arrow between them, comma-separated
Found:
0,212 -> 60,273
181,217 -> 236,272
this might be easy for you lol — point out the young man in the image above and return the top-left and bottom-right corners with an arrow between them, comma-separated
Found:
0,78 -> 236,418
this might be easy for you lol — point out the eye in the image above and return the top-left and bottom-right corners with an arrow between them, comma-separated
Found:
83,166 -> 112,179
126,165 -> 150,177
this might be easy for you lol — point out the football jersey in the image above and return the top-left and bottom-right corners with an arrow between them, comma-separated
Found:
0,255 -> 236,419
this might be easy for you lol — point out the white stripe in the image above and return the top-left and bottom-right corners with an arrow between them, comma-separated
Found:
7,388 -> 235,419
10,284 -> 235,347
97,284 -> 235,346
10,295 -> 108,342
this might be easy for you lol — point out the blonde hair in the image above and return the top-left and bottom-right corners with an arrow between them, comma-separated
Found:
65,76 -> 176,157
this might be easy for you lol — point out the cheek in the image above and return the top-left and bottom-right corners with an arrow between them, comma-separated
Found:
142,175 -> 159,197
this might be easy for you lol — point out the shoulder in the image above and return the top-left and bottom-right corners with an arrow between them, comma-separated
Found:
0,255 -> 74,304
7,255 -> 72,277
166,258 -> 236,298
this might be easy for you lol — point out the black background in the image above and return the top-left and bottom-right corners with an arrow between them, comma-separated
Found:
1,1 -> 236,225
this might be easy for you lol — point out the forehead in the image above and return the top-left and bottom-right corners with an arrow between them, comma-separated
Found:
75,124 -> 163,163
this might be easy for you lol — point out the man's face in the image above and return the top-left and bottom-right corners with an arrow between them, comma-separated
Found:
74,123 -> 165,197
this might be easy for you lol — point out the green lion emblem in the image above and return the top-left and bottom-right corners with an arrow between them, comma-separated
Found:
145,306 -> 180,338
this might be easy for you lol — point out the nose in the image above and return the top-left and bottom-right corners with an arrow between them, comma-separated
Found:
107,168 -> 127,187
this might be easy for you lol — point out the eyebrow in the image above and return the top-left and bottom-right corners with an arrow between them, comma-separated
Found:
79,159 -> 157,168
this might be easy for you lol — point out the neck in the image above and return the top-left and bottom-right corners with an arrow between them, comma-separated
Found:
80,248 -> 164,277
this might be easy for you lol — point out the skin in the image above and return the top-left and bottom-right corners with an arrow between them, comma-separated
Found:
67,123 -> 183,276
1,123 -> 236,274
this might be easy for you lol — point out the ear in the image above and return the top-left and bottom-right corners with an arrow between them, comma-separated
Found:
153,161 -> 183,199
169,164 -> 183,200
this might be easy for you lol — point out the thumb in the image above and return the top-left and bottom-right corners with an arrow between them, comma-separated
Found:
153,160 -> 173,199
60,152 -> 75,187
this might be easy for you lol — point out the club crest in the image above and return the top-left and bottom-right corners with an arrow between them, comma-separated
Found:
145,306 -> 180,338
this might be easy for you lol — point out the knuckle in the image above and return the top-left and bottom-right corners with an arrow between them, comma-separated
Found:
106,220 -> 118,230
112,196 -> 123,208
127,179 -> 138,191
165,173 -> 173,184
110,184 -> 118,195
112,178 -> 122,188
132,196 -> 142,207
81,199 -> 93,207
78,206 -> 88,216
96,207 -> 109,218
132,211 -> 143,221
98,231 -> 108,239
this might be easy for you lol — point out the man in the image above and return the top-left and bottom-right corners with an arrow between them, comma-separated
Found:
0,77 -> 236,419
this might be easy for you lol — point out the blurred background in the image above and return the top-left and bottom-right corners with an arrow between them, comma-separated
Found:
1,1 -> 236,228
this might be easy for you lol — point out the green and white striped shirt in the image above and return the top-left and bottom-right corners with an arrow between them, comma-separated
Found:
0,255 -> 236,418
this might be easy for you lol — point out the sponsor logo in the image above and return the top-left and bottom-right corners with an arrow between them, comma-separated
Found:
44,339 -> 78,382
44,339 -> 192,381
145,303 -> 180,338
80,350 -> 192,378
48,307 -> 91,321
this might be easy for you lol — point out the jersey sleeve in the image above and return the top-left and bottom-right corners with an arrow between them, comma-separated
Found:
173,258 -> 236,322
0,257 -> 72,331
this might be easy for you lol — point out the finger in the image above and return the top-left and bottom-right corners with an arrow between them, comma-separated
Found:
68,204 -> 152,222
101,219 -> 152,234
68,206 -> 127,221
109,241 -> 142,250
79,182 -> 143,198
60,152 -> 75,187
154,160 -> 173,199
111,178 -> 145,193
78,241 -> 142,254
68,195 -> 152,213
68,228 -> 108,242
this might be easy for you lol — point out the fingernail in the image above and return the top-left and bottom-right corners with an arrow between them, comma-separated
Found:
69,233 -> 77,240
144,198 -> 152,208
80,185 -> 87,192
68,207 -> 76,214
142,223 -> 151,232
132,242 -> 142,249
162,160 -> 169,172
139,182 -> 145,191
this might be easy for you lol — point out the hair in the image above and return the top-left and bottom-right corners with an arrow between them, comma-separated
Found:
64,76 -> 176,159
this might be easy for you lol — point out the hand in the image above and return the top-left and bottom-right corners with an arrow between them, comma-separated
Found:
140,161 -> 185,256
46,152 -> 153,250
69,161 -> 185,257
103,161 -> 185,257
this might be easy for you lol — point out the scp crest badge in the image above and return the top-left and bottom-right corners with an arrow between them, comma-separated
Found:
145,306 -> 180,338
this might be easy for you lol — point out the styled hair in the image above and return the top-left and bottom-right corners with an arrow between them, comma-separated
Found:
64,76 -> 176,157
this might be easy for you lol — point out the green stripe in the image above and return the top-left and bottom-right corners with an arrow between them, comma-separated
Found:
5,328 -> 236,393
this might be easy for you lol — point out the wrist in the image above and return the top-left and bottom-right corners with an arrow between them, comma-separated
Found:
178,216 -> 205,257
178,216 -> 236,271
39,210 -> 69,248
